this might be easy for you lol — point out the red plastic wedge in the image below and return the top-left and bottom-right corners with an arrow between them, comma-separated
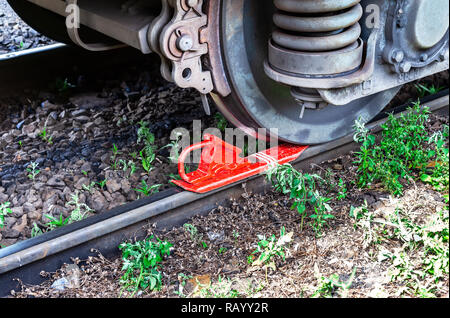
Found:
171,134 -> 308,193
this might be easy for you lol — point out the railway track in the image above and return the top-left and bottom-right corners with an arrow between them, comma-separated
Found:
0,90 -> 448,297
0,43 -> 155,95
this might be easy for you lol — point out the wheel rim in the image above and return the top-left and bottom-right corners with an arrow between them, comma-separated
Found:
213,0 -> 400,145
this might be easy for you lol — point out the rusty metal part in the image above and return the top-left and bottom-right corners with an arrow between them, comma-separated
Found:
272,22 -> 362,52
273,3 -> 362,34
265,0 -> 367,110
148,0 -> 173,82
199,0 -> 232,97
158,0 -> 213,95
214,0 -> 400,145
264,29 -> 377,89
266,0 -> 364,82
268,39 -> 363,76
273,0 -> 361,13
290,87 -> 329,118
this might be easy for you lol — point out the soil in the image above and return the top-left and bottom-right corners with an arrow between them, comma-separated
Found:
9,137 -> 449,298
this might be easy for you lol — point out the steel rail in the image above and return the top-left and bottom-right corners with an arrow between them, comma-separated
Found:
0,91 -> 447,297
0,43 -> 152,96
0,43 -> 67,62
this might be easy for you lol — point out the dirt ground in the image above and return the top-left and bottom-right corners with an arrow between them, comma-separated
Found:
10,113 -> 449,299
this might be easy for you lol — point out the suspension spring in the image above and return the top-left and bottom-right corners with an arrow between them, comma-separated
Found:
267,0 -> 364,77
272,0 -> 363,52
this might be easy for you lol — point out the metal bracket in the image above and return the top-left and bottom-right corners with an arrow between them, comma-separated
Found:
157,0 -> 214,96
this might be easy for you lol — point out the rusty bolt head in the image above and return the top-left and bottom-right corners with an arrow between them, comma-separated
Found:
392,50 -> 404,63
399,62 -> 412,73
176,34 -> 194,52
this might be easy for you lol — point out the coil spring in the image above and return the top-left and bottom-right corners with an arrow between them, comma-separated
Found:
272,0 -> 363,52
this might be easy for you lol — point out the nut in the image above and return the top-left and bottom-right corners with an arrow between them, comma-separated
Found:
399,62 -> 412,73
392,50 -> 404,63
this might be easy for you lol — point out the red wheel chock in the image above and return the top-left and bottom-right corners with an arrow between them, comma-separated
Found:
171,134 -> 308,193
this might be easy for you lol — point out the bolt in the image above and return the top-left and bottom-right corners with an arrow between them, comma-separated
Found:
176,34 -> 194,52
399,62 -> 412,73
392,50 -> 404,63
419,53 -> 428,62
186,0 -> 198,7
438,49 -> 448,62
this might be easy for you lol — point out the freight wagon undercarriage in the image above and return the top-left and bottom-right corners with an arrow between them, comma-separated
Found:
7,0 -> 450,144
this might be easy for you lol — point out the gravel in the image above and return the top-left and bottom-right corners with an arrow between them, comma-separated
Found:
0,0 -> 56,54
0,48 -> 219,247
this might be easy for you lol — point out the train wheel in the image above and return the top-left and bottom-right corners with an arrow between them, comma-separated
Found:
212,0 -> 400,145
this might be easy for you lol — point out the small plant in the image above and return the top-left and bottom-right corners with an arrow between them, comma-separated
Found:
349,201 -> 377,248
215,113 -> 228,133
353,103 -> 435,196
44,214 -> 69,230
184,223 -> 200,241
26,161 -> 40,181
66,192 -> 94,223
110,144 -> 121,170
137,121 -> 157,173
415,84 -> 443,98
39,127 -> 53,145
162,132 -> 184,163
420,125 -> 449,193
250,226 -> 293,271
97,179 -> 107,190
218,247 -> 228,255
55,78 -> 75,93
0,202 -> 12,229
336,178 -> 348,201
119,159 -> 137,178
266,164 -> 334,236
82,181 -> 97,193
31,222 -> 44,238
311,267 -> 357,298
119,236 -> 172,296
134,180 -> 161,197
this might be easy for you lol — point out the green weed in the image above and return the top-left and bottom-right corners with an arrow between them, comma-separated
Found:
420,125 -> 449,193
311,267 -> 357,298
415,84 -> 443,98
353,103 -> 436,196
0,202 -> 12,229
65,192 -> 94,222
134,180 -> 161,197
39,127 -> 53,145
26,161 -> 40,181
266,164 -> 334,236
137,121 -> 156,173
119,236 -> 172,296
249,226 -> 293,271
44,214 -> 69,230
